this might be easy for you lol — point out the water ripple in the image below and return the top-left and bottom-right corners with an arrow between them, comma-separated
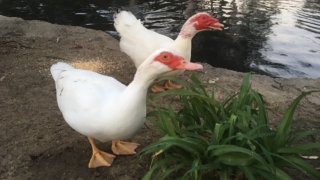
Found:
0,0 -> 319,78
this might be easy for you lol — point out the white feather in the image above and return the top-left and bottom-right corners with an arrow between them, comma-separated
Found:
114,11 -> 174,67
50,62 -> 74,81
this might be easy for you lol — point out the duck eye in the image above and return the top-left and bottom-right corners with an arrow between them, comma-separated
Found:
163,55 -> 168,60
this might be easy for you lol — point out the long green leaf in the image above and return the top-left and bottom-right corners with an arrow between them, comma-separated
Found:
278,143 -> 320,154
284,156 -> 320,179
207,145 -> 267,166
275,91 -> 315,147
216,152 -> 254,166
237,73 -> 251,108
150,136 -> 206,156
252,92 -> 268,126
153,89 -> 208,100
241,166 -> 256,180
290,130 -> 320,143
142,158 -> 170,180
254,164 -> 292,180
158,164 -> 185,180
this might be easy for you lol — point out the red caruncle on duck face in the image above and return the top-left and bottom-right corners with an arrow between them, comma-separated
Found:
154,51 -> 203,70
154,52 -> 181,68
191,13 -> 224,31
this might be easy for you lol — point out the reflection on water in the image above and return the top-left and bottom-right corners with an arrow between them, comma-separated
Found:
0,0 -> 319,78
253,0 -> 320,78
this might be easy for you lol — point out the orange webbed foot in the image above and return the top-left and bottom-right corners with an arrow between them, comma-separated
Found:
112,140 -> 140,155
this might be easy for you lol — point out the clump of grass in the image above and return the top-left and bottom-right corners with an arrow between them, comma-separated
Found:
142,74 -> 320,180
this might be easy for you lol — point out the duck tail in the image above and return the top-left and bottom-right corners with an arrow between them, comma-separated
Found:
114,11 -> 141,37
50,62 -> 74,81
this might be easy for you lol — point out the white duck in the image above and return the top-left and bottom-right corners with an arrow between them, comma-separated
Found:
50,49 -> 203,168
114,11 -> 223,91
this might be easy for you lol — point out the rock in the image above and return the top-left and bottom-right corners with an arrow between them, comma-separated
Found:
199,64 -> 320,125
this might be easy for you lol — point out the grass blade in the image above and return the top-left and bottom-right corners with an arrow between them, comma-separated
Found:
278,143 -> 320,154
284,156 -> 320,179
207,145 -> 267,166
275,91 -> 315,147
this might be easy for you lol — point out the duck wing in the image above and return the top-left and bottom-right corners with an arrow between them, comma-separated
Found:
51,62 -> 126,120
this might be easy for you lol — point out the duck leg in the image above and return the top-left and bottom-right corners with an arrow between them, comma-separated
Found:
112,140 -> 140,155
151,80 -> 182,93
151,84 -> 166,93
164,80 -> 182,89
88,137 -> 115,168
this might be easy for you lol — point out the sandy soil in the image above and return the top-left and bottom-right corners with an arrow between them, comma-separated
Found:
0,16 -> 319,179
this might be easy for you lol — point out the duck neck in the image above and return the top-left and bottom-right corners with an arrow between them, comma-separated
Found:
124,68 -> 157,97
170,24 -> 197,60
114,69 -> 154,127
171,35 -> 193,60
179,22 -> 197,39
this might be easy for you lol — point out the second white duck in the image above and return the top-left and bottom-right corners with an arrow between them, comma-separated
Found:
114,11 -> 223,91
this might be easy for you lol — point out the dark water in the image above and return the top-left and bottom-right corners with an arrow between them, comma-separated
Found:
0,0 -> 319,78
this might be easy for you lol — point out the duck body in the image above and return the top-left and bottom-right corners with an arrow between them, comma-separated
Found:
114,11 -> 191,69
52,63 -> 147,142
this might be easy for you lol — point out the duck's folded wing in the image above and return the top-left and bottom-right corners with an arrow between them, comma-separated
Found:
54,69 -> 126,115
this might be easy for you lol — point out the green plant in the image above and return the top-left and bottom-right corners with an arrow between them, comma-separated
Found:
142,74 -> 320,180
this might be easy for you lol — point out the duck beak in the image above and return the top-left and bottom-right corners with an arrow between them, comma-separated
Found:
175,61 -> 203,70
209,22 -> 224,30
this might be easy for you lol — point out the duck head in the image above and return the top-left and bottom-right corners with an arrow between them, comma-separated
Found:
136,49 -> 203,80
154,51 -> 203,70
180,12 -> 224,37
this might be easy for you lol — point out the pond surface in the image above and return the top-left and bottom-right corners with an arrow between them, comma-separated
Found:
0,0 -> 319,78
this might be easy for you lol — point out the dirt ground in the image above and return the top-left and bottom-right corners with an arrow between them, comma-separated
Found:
0,16 -> 319,179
